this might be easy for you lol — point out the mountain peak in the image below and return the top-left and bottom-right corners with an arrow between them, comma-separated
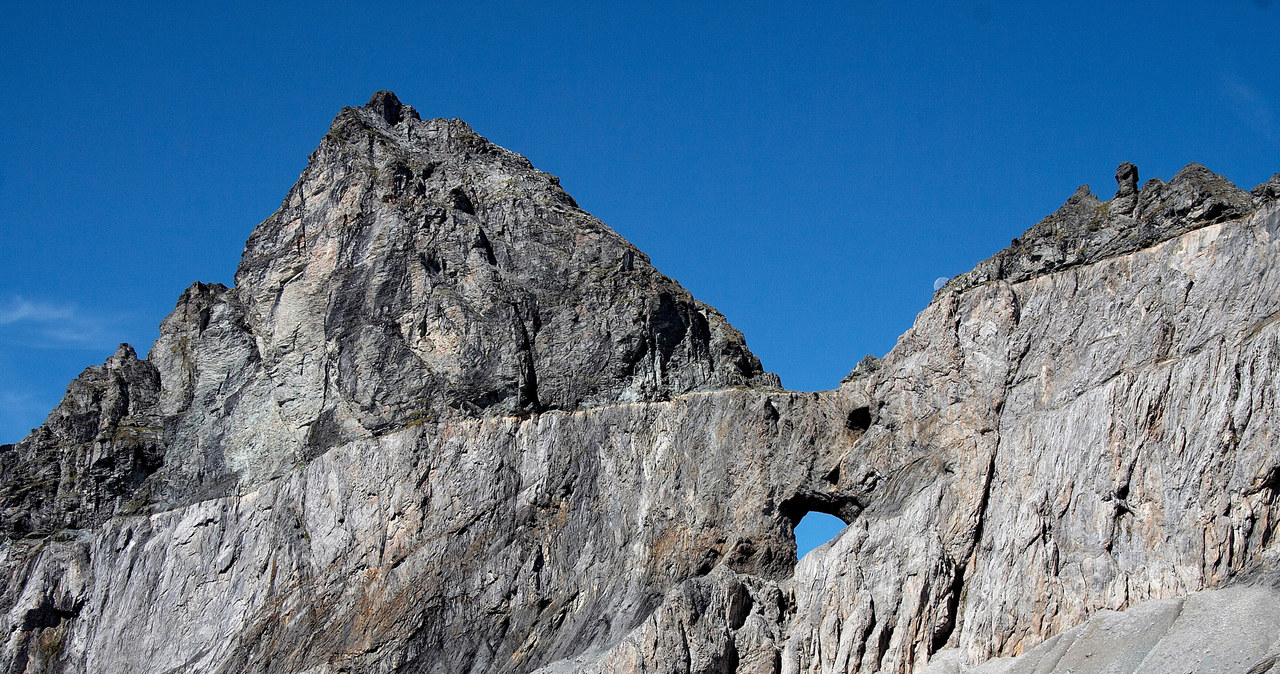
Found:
4,91 -> 780,537
364,89 -> 419,125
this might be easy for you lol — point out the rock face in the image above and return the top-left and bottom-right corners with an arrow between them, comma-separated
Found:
921,583 -> 1280,674
2,92 -> 1279,674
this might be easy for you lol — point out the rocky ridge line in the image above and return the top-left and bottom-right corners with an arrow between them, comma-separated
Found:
937,160 -> 1271,296
2,92 -> 1279,673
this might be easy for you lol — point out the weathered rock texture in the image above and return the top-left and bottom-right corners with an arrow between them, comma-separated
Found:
921,583 -> 1280,674
2,92 -> 1278,674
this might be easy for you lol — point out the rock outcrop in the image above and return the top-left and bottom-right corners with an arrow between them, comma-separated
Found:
2,92 -> 1278,673
937,160 -> 1257,296
0,345 -> 163,539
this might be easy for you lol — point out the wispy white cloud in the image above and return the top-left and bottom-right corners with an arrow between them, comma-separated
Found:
0,298 -> 132,441
1220,74 -> 1278,143
0,298 -> 77,325
0,296 -> 120,350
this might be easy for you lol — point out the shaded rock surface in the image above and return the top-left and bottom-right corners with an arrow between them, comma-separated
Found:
2,92 -> 1279,673
0,345 -> 162,539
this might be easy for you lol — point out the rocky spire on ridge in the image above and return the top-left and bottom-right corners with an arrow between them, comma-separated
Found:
1112,161 -> 1139,215
936,161 -> 1257,296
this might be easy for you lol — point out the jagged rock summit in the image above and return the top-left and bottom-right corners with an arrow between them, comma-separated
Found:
2,92 -> 1280,674
2,91 -> 778,539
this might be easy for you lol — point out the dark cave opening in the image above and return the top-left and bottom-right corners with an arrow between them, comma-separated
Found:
846,405 -> 872,431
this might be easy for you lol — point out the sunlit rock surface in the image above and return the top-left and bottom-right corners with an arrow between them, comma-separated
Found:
3,92 -> 1278,673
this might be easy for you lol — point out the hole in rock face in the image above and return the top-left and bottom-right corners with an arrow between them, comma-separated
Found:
450,187 -> 476,214
794,511 -> 848,560
846,406 -> 871,431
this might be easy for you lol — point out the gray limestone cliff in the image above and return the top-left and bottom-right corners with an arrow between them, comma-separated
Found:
2,92 -> 1279,673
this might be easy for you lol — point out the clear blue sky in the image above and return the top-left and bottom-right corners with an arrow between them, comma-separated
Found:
2,2 -> 1278,444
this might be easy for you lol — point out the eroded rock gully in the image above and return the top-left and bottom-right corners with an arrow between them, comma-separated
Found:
2,92 -> 1278,673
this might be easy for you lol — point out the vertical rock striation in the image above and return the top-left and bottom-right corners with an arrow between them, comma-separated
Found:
2,92 -> 1278,673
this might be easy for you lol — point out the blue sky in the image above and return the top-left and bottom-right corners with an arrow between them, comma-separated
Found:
2,2 -> 1278,446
